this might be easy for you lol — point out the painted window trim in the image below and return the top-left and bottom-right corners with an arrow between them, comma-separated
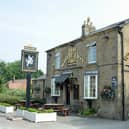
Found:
88,60 -> 96,64
55,52 -> 61,69
84,71 -> 98,99
87,41 -> 96,64
51,78 -> 60,96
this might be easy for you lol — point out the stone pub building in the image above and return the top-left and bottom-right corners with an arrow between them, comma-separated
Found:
46,18 -> 129,120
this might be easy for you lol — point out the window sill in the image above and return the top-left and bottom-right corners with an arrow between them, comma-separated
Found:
83,97 -> 98,100
51,95 -> 60,97
88,61 -> 96,64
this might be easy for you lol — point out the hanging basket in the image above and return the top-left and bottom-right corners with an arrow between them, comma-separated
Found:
101,86 -> 115,101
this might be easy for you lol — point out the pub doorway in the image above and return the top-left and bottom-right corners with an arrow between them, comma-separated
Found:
65,84 -> 70,105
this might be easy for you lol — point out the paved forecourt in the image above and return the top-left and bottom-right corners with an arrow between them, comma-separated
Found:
0,112 -> 129,129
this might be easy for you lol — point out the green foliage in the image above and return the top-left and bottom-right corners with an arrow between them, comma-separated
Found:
22,107 -> 54,113
19,106 -> 26,110
0,102 -> 11,106
0,87 -> 26,105
27,107 -> 39,112
7,89 -> 26,98
0,83 -> 6,93
101,86 -> 115,100
79,108 -> 96,116
0,61 -> 7,85
0,60 -> 44,105
0,93 -> 21,105
31,70 -> 43,78
0,60 -> 44,84
0,86 -> 26,97
5,60 -> 26,81
42,109 -> 54,113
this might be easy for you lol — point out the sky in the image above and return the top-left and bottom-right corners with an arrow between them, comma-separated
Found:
1,0 -> 129,73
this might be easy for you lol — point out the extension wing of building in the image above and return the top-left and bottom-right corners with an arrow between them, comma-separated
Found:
46,18 -> 129,120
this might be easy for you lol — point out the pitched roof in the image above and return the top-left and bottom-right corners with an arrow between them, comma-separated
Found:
46,18 -> 129,52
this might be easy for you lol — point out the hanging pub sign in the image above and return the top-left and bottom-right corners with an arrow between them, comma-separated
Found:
21,45 -> 38,72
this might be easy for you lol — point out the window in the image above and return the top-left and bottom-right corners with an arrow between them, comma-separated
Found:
55,52 -> 61,69
84,71 -> 98,99
87,42 -> 96,64
51,78 -> 60,96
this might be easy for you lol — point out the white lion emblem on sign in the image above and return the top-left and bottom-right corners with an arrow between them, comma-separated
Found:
25,55 -> 34,67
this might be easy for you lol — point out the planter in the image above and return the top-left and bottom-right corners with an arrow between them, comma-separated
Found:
16,109 -> 24,117
0,106 -> 14,113
23,110 -> 56,123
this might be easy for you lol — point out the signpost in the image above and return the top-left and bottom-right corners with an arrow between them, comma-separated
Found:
21,45 -> 38,108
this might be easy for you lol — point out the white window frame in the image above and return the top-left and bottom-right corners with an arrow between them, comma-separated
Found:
87,42 -> 96,64
55,52 -> 61,69
84,71 -> 98,99
51,78 -> 60,96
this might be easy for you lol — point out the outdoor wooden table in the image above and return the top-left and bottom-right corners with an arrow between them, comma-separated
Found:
44,103 -> 70,116
44,103 -> 64,110
19,100 -> 35,106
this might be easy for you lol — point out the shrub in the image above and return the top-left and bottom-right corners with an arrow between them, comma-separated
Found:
79,108 -> 96,116
0,102 -> 11,106
27,108 -> 39,112
19,106 -> 26,110
0,93 -> 22,105
101,86 -> 115,100
0,88 -> 26,105
19,107 -> 54,113
42,109 -> 54,113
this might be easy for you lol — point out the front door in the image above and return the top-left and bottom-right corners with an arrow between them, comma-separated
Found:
65,84 -> 70,105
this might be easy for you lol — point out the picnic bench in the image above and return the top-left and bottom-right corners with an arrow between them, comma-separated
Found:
44,103 -> 70,116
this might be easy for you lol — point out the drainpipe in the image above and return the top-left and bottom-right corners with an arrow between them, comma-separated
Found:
118,26 -> 125,121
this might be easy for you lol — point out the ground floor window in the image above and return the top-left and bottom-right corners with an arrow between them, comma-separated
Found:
51,78 -> 60,96
84,71 -> 98,99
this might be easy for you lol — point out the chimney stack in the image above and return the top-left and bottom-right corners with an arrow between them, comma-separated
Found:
82,17 -> 96,37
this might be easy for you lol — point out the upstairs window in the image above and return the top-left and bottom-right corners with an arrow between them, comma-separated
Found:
55,52 -> 61,69
84,71 -> 98,99
87,42 -> 96,64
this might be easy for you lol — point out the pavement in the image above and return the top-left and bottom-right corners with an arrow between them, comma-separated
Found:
0,112 -> 129,129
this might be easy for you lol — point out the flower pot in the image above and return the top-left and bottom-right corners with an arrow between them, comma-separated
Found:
0,106 -> 14,113
23,110 -> 56,123
16,109 -> 24,117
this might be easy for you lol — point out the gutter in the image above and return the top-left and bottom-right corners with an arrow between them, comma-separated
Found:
118,26 -> 125,121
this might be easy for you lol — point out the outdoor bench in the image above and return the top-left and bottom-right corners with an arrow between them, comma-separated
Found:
61,108 -> 70,116
54,107 -> 70,116
43,103 -> 70,116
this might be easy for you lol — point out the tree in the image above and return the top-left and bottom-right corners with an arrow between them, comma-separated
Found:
5,60 -> 26,81
31,69 -> 43,78
0,61 -> 6,83
0,60 -> 44,84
